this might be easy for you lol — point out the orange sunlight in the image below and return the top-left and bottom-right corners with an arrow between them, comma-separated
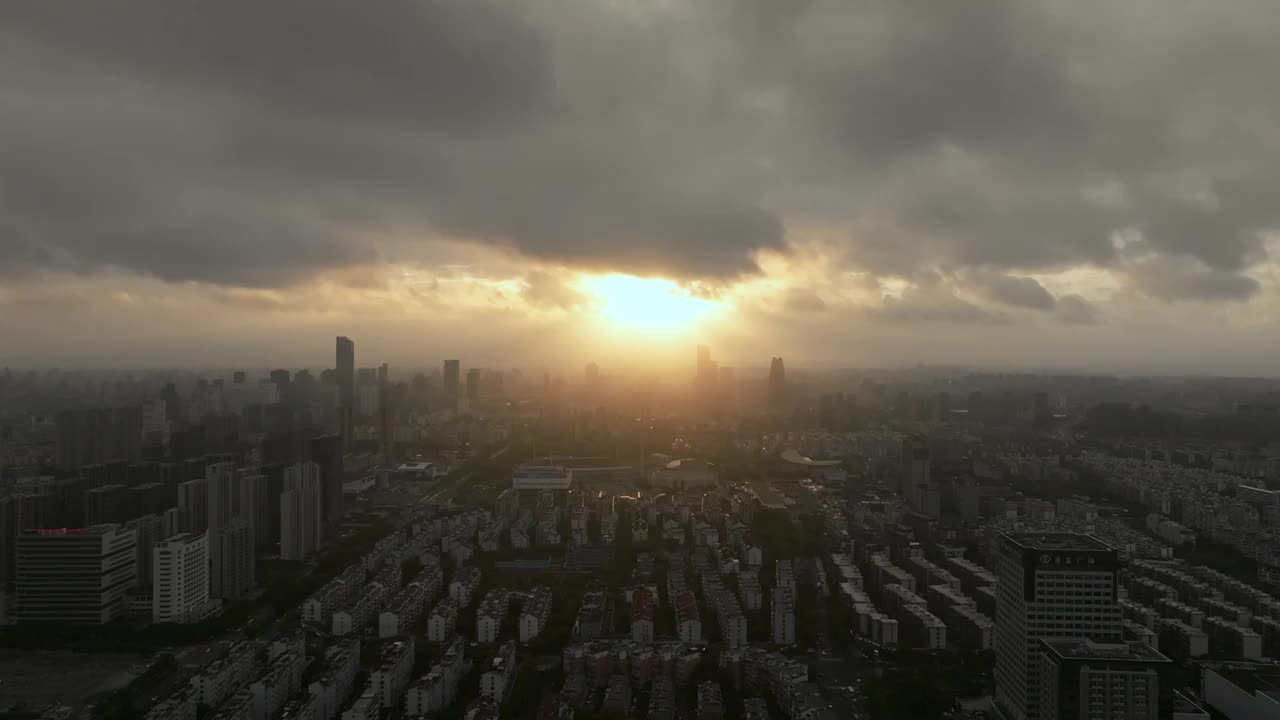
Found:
579,274 -> 721,334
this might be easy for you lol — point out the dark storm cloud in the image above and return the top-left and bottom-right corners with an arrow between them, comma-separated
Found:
970,273 -> 1057,311
0,1 -> 550,134
1,0 -> 1278,303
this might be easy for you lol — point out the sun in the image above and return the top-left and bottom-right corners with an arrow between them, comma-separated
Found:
580,274 -> 718,332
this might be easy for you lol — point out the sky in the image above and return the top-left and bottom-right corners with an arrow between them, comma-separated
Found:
4,1 -> 1280,374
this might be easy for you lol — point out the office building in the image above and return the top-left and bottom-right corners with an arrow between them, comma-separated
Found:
443,360 -> 461,412
281,462 -> 323,560
995,533 -> 1122,720
13,525 -> 138,624
153,532 -> 211,623
1039,638 -> 1170,720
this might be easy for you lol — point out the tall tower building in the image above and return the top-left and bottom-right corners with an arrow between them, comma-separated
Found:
767,357 -> 786,410
311,434 -> 344,528
280,462 -> 323,560
153,532 -> 211,624
336,336 -> 355,444
443,360 -> 461,412
14,525 -> 138,625
466,368 -> 482,404
994,533 -> 1123,720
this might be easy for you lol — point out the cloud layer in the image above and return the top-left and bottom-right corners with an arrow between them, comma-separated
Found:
4,1 -> 1280,367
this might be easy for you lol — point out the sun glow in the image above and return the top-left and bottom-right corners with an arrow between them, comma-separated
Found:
580,274 -> 718,332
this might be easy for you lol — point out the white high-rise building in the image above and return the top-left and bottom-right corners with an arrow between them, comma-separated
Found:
153,532 -> 210,623
994,533 -> 1122,720
281,463 -> 323,560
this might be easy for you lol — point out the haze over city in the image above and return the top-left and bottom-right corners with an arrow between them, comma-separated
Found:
5,1 -> 1280,373
9,4 -> 1280,720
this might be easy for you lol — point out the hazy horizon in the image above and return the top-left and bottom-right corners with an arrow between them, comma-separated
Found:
5,1 -> 1280,374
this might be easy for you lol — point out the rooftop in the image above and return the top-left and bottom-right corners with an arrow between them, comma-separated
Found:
1040,638 -> 1170,663
1004,532 -> 1111,552
1216,665 -> 1280,699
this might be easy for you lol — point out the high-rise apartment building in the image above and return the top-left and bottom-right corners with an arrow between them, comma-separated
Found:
153,532 -> 211,623
311,434 -> 343,528
211,521 -> 254,600
995,533 -> 1122,720
238,473 -> 270,550
177,477 -> 208,534
280,462 -> 323,560
13,525 -> 138,624
205,462 -> 237,537
443,360 -> 461,412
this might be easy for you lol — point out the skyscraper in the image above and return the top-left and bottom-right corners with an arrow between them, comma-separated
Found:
994,532 -> 1122,720
768,357 -> 786,410
280,462 -> 323,561
336,336 -> 355,444
443,360 -> 461,412
466,368 -> 482,404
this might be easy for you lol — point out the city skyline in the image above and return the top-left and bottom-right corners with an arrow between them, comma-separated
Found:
5,3 -> 1280,719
